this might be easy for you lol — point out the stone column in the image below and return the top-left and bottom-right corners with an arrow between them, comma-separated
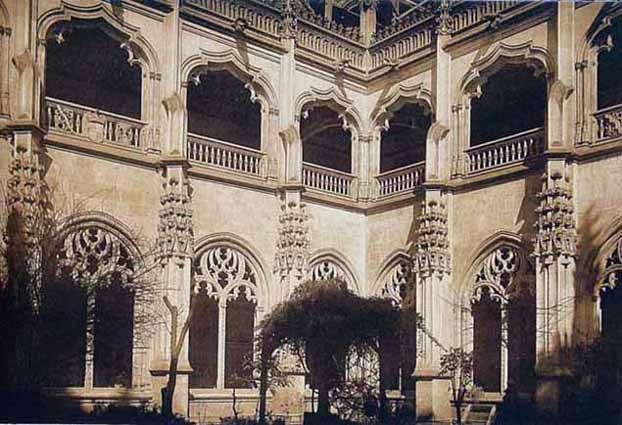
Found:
412,187 -> 452,421
412,3 -> 454,419
360,1 -> 377,45
150,5 -> 194,416
2,0 -> 46,236
357,134 -> 372,202
533,1 -> 577,415
152,157 -> 194,416
533,163 -> 577,415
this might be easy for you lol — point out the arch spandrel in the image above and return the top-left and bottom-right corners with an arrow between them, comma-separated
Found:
181,49 -> 278,111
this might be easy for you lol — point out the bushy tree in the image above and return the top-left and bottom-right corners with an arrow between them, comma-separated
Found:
257,279 -> 401,422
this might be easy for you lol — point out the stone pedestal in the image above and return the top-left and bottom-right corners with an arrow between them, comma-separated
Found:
535,369 -> 572,418
414,369 -> 452,422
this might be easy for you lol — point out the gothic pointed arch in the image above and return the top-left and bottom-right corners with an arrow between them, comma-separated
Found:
459,232 -> 535,395
38,1 -> 160,74
190,233 -> 269,389
295,86 -> 364,136
307,249 -> 360,295
370,82 -> 434,174
42,212 -> 143,389
181,49 -> 278,111
589,218 -> 622,376
458,41 -> 553,100
575,4 -> 622,144
372,249 -> 412,306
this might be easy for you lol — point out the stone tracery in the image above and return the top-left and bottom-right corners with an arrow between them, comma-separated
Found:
195,245 -> 259,304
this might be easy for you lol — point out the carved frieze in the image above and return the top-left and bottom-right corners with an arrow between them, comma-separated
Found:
413,199 -> 451,277
157,166 -> 194,259
533,172 -> 577,263
274,201 -> 309,279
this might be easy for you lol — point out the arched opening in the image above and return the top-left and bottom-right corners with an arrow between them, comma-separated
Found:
597,19 -> 622,110
93,278 -> 135,388
598,237 -> 622,382
187,69 -> 261,150
225,292 -> 256,388
40,273 -> 88,387
379,102 -> 431,173
40,226 -> 136,388
472,288 -> 502,393
189,283 -> 219,388
45,21 -> 142,119
467,246 -> 536,395
301,106 -> 352,173
189,245 -> 261,390
470,64 -> 546,146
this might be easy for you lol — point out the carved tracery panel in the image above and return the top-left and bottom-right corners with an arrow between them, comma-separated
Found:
380,258 -> 411,307
44,224 -> 138,389
194,245 -> 258,304
465,244 -> 534,395
191,244 -> 261,389
308,259 -> 348,284
61,226 -> 136,289
599,237 -> 622,294
472,246 -> 521,305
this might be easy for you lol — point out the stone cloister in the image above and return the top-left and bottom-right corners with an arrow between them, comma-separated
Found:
2,0 -> 622,422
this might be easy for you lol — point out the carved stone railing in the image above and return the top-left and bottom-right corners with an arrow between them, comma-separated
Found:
465,128 -> 544,174
302,162 -> 356,198
182,0 -> 281,36
370,23 -> 434,71
297,21 -> 365,70
297,8 -> 362,43
187,133 -> 267,177
45,97 -> 145,148
450,1 -> 524,34
594,103 -> 622,142
375,162 -> 425,198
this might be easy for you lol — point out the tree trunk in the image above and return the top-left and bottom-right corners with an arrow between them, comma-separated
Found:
162,355 -> 179,417
258,346 -> 269,425
455,401 -> 462,425
317,380 -> 330,416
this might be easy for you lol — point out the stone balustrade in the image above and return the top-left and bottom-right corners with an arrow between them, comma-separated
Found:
302,162 -> 356,198
375,162 -> 425,198
370,25 -> 433,71
45,97 -> 144,148
465,127 -> 544,174
182,0 -> 281,36
450,0 -> 523,34
187,133 -> 266,177
594,103 -> 622,142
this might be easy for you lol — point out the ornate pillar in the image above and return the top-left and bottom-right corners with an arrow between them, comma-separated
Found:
274,188 -> 310,302
533,2 -> 578,415
152,157 -> 194,415
150,4 -> 194,416
533,165 -> 577,413
412,188 -> 452,421
411,4 -> 454,419
357,134 -> 372,202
